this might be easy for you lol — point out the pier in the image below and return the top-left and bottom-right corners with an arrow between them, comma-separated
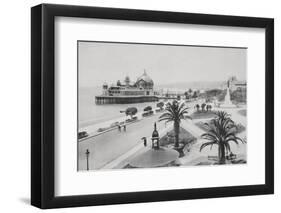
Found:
95,95 -> 159,104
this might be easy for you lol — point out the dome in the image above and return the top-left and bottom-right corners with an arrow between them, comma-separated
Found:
136,70 -> 154,85
102,82 -> 108,89
152,130 -> 159,138
124,75 -> 130,85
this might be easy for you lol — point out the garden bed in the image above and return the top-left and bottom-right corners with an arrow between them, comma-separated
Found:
190,110 -> 217,119
238,109 -> 247,117
195,120 -> 246,134
159,127 -> 197,157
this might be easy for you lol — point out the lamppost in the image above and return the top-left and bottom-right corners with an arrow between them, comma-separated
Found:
85,149 -> 90,171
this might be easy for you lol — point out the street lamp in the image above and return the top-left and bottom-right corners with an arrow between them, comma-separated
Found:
85,149 -> 90,171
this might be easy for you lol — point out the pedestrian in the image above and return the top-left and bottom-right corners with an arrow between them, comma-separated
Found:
141,137 -> 147,147
123,125 -> 126,132
118,125 -> 121,132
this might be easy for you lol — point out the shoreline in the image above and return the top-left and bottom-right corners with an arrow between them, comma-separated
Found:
78,98 -> 205,141
78,107 -> 163,141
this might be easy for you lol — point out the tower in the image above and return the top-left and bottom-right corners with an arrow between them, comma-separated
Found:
102,82 -> 108,95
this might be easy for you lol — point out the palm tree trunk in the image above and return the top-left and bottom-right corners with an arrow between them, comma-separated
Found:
218,144 -> 226,164
174,122 -> 180,148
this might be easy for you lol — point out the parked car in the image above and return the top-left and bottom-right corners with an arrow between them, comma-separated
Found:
155,107 -> 162,113
78,131 -> 89,139
97,127 -> 109,132
126,116 -> 138,123
142,110 -> 154,117
110,121 -> 119,128
143,106 -> 152,112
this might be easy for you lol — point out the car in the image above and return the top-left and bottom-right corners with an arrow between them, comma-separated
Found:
110,121 -> 119,127
142,110 -> 154,117
78,131 -> 89,139
126,116 -> 138,123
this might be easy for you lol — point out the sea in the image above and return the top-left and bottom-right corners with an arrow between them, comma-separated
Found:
79,87 -> 159,128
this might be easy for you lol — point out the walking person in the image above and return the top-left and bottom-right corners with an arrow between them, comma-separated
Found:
123,124 -> 126,132
141,137 -> 147,147
118,125 -> 121,132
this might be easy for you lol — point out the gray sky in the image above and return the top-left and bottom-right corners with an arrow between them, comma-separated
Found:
78,41 -> 246,88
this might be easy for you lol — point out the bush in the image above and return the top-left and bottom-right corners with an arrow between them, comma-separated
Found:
195,121 -> 246,134
156,102 -> 164,109
231,89 -> 247,103
126,107 -> 138,116
190,110 -> 217,119
238,109 -> 247,116
205,89 -> 223,99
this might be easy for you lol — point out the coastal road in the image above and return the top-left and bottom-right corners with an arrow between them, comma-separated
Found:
78,113 -> 168,170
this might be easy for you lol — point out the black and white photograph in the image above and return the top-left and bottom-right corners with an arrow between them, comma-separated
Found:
78,41 -> 247,171
29,2 -> 274,210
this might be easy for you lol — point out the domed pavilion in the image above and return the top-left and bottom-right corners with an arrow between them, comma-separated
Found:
135,70 -> 154,90
96,70 -> 158,104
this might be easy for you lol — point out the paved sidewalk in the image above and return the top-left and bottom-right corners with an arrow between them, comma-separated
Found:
100,123 -> 173,170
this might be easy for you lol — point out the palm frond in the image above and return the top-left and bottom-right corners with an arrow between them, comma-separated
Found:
159,112 -> 173,119
200,110 -> 245,157
200,141 -> 218,152
201,132 -> 219,142
225,138 -> 239,146
158,117 -> 173,123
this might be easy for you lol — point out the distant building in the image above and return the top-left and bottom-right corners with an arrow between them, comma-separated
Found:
229,80 -> 247,91
227,76 -> 247,91
102,70 -> 157,96
96,70 -> 159,104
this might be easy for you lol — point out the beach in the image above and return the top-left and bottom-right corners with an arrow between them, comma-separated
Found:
79,87 -> 159,128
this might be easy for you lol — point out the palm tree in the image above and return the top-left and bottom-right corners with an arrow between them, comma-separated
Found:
201,103 -> 206,112
199,111 -> 245,164
195,104 -> 200,112
206,104 -> 212,111
159,100 -> 191,148
192,91 -> 198,99
184,92 -> 189,99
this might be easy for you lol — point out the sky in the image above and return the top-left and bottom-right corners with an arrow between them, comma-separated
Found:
78,41 -> 247,88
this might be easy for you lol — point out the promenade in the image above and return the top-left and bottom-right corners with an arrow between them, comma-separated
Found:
78,99 -> 247,170
78,113 -> 168,170
79,107 -> 163,140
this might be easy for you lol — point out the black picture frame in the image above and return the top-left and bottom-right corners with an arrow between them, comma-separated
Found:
31,3 -> 274,209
